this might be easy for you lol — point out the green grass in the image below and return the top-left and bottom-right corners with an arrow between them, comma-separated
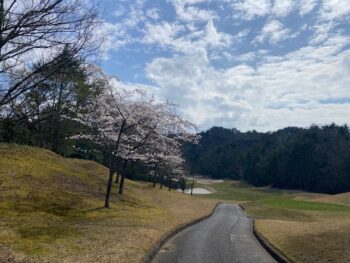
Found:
260,198 -> 350,213
197,181 -> 285,201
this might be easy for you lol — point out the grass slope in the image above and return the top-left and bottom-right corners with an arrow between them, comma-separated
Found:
198,181 -> 350,263
313,192 -> 350,205
0,144 -> 217,263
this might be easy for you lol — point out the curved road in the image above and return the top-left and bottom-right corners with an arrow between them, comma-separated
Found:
152,204 -> 276,263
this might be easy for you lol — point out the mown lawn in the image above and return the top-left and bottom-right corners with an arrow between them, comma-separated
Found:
260,198 -> 350,213
196,180 -> 350,263
0,144 -> 217,263
197,181 -> 284,201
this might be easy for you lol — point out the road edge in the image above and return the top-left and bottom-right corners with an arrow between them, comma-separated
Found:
252,221 -> 293,263
141,202 -> 222,263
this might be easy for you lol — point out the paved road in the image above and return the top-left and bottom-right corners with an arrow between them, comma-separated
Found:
152,204 -> 276,263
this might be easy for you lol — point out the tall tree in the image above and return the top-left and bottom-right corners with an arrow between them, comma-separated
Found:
2,48 -> 98,154
0,0 -> 97,108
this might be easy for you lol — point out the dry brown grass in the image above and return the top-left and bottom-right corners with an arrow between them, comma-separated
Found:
256,213 -> 350,263
247,194 -> 350,262
0,144 -> 217,263
313,192 -> 350,205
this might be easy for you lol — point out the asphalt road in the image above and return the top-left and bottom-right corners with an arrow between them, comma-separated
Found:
152,204 -> 276,263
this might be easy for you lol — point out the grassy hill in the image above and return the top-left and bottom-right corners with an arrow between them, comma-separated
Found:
0,144 -> 217,262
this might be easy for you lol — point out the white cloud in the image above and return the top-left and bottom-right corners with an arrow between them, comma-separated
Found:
96,22 -> 132,59
145,36 -> 350,131
231,0 -> 271,20
319,0 -> 350,21
308,22 -> 335,45
170,0 -> 217,22
113,6 -> 126,17
142,22 -> 185,47
97,1 -> 147,59
204,19 -> 233,48
235,28 -> 251,42
255,19 -> 291,44
272,0 -> 295,17
146,8 -> 160,20
142,19 -> 232,55
298,0 -> 318,16
96,0 -> 350,131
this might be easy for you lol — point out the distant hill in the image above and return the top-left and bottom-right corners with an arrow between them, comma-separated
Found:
184,124 -> 350,194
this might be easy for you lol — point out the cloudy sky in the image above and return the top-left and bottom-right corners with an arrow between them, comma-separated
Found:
97,0 -> 350,131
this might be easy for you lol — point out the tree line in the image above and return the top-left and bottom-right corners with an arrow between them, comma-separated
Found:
184,125 -> 350,194
0,0 -> 197,208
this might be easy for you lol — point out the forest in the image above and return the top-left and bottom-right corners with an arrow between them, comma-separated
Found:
184,125 -> 350,194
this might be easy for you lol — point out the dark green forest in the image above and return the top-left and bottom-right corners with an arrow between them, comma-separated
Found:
184,125 -> 350,194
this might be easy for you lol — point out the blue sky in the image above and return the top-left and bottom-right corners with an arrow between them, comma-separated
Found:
96,0 -> 350,131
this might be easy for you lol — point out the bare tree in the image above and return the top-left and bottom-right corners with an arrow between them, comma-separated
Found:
0,0 -> 98,108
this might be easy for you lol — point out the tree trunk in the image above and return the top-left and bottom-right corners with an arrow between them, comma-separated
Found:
111,121 -> 125,186
104,152 -> 115,208
168,179 -> 172,191
118,160 -> 128,195
191,175 -> 195,195
115,173 -> 120,184
115,160 -> 121,184
152,175 -> 157,187
52,83 -> 64,153
152,165 -> 157,187
160,175 -> 163,189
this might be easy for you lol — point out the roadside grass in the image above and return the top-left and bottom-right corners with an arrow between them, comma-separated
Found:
0,144 -> 217,262
256,216 -> 350,263
196,179 -> 350,263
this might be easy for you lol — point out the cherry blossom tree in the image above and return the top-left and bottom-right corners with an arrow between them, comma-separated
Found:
73,84 -> 140,207
133,103 -> 200,190
73,70 -> 200,208
73,73 -> 159,206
